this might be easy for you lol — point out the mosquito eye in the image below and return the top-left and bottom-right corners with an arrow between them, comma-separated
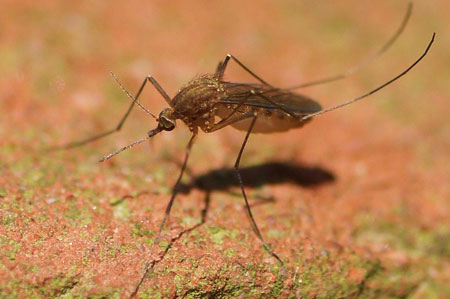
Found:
160,117 -> 175,131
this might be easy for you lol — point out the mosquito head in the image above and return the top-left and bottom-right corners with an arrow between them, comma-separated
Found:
100,110 -> 173,162
145,107 -> 177,142
158,108 -> 177,131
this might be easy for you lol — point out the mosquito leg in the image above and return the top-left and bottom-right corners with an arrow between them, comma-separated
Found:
215,60 -> 224,77
156,132 -> 197,238
301,32 -> 435,121
146,76 -> 172,105
286,2 -> 413,90
218,3 -> 413,91
215,55 -> 305,119
49,75 -> 170,151
161,151 -> 196,179
253,91 -> 303,120
213,89 -> 298,130
219,30 -> 435,125
216,54 -> 273,87
214,55 -> 300,122
234,115 -> 284,265
217,87 -> 302,121
207,111 -> 255,133
131,132 -> 197,297
214,55 -> 229,80
201,191 -> 212,224
209,89 -> 256,129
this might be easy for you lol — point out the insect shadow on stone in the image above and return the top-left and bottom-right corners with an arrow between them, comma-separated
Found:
50,3 -> 435,297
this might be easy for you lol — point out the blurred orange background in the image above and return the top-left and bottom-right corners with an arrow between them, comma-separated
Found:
1,0 -> 449,297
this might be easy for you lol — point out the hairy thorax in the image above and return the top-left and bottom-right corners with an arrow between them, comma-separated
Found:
171,75 -> 220,116
171,74 -> 222,132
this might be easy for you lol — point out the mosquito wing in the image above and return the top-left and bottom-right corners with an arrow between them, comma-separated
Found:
217,82 -> 322,133
219,82 -> 322,117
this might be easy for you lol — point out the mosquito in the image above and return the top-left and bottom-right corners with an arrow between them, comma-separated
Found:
51,3 -> 435,296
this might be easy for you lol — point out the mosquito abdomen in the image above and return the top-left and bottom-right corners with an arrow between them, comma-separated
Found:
215,105 -> 311,133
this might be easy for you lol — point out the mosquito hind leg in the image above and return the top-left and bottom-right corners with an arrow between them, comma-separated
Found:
301,32 -> 435,122
285,2 -> 413,90
234,115 -> 284,265
216,3 -> 413,91
206,111 -> 255,133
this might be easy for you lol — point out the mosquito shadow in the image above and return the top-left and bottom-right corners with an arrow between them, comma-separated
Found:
131,163 -> 333,295
177,161 -> 335,194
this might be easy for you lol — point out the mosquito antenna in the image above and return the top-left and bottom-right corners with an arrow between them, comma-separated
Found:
286,2 -> 413,90
99,126 -> 162,162
301,33 -> 435,121
109,71 -> 158,120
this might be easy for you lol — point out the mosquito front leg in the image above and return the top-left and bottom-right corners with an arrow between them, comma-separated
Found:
49,74 -> 170,150
131,132 -> 197,297
233,115 -> 284,265
157,132 -> 197,235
